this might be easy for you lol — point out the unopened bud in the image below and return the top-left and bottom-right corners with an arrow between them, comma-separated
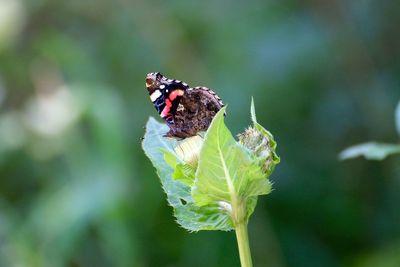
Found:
238,127 -> 279,176
174,135 -> 204,168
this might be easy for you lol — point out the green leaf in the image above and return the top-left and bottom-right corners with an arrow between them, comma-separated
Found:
163,149 -> 178,168
163,150 -> 195,186
142,117 -> 233,231
173,163 -> 196,186
339,142 -> 400,160
395,100 -> 400,137
192,108 -> 271,223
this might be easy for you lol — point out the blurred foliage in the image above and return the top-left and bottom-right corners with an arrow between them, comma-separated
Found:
339,142 -> 400,161
339,101 -> 400,160
0,0 -> 399,267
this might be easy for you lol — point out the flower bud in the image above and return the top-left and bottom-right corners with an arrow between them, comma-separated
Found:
174,135 -> 204,168
238,126 -> 279,176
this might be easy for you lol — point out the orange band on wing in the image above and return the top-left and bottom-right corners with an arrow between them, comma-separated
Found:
161,99 -> 172,118
161,89 -> 184,118
169,89 -> 184,101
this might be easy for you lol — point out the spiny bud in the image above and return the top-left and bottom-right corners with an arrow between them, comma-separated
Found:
238,126 -> 279,176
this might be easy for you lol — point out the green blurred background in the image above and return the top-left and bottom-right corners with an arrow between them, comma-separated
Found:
0,0 -> 399,266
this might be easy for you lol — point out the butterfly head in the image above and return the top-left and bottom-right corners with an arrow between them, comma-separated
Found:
146,72 -> 164,94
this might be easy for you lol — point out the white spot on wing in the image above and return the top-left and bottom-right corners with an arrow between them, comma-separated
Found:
150,90 -> 162,102
177,104 -> 185,112
159,85 -> 165,89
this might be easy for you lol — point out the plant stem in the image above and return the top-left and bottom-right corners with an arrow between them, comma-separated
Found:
235,220 -> 253,267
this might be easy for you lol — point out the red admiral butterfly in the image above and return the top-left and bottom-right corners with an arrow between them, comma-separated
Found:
146,72 -> 224,138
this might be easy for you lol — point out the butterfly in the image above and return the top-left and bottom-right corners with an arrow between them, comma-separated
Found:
146,72 -> 224,138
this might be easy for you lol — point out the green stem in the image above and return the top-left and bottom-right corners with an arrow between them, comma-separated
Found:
235,221 -> 253,267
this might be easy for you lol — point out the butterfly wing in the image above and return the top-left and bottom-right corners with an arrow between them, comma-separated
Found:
165,86 -> 224,138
